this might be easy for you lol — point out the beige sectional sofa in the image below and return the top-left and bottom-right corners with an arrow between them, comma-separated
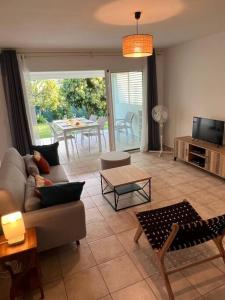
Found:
0,148 -> 86,252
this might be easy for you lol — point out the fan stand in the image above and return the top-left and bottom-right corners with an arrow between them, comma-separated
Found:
149,123 -> 173,157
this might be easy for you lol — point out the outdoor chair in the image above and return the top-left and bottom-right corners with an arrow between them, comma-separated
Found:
134,200 -> 225,300
89,114 -> 97,122
81,116 -> 107,152
48,122 -> 79,156
115,111 -> 135,139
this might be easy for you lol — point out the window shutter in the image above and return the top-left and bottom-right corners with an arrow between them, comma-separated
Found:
113,72 -> 143,105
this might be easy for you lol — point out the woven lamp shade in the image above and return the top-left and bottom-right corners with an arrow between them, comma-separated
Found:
123,34 -> 153,57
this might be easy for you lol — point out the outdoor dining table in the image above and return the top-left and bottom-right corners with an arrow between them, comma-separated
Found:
53,118 -> 102,158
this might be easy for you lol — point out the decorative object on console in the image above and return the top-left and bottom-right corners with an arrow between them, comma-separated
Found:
122,11 -> 153,58
1,211 -> 25,245
33,151 -> 50,174
31,142 -> 59,166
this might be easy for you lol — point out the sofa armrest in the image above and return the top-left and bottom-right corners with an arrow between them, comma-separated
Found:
23,200 -> 86,252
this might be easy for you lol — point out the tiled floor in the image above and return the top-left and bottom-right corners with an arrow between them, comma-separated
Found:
1,151 -> 225,299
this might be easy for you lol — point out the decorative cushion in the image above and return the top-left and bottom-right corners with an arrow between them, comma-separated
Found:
33,151 -> 50,174
31,142 -> 59,166
38,182 -> 85,208
35,175 -> 53,188
24,154 -> 40,176
24,175 -> 41,212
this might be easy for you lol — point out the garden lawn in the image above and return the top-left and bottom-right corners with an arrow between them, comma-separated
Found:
36,124 -> 52,139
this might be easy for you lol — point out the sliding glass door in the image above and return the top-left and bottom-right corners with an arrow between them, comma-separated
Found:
110,71 -> 143,151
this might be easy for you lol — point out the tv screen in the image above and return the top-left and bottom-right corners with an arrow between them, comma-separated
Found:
192,117 -> 224,146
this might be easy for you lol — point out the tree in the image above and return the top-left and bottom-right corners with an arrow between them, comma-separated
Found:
31,80 -> 61,113
60,78 -> 107,117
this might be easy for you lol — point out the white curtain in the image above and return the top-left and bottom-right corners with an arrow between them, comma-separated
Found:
17,54 -> 39,144
140,63 -> 148,152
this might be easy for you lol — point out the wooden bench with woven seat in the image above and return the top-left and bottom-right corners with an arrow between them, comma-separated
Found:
134,200 -> 225,300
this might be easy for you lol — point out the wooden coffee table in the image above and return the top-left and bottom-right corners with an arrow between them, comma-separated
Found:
100,165 -> 151,211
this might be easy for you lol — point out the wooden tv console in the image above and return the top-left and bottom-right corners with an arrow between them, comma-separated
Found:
174,136 -> 225,178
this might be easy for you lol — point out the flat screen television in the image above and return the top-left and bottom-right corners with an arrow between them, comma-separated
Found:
192,117 -> 224,146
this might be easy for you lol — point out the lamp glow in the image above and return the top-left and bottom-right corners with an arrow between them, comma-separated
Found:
122,34 -> 153,57
1,211 -> 25,245
122,11 -> 153,58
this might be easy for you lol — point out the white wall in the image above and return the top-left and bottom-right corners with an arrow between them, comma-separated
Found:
24,53 -> 146,73
164,31 -> 225,148
0,73 -> 12,161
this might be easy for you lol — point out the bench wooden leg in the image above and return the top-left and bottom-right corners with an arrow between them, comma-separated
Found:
134,225 -> 143,243
156,251 -> 175,300
213,236 -> 225,263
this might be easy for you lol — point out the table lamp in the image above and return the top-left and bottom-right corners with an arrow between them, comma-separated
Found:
1,211 -> 25,245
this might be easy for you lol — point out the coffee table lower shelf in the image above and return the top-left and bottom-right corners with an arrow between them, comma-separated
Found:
100,175 -> 151,211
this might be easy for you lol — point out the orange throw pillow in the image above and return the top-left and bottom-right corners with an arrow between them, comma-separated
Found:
33,151 -> 50,174
35,175 -> 53,197
35,175 -> 53,188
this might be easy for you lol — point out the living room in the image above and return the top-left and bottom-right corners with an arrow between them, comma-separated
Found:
1,1 -> 225,300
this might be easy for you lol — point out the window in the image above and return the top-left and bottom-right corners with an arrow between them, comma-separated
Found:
113,72 -> 143,105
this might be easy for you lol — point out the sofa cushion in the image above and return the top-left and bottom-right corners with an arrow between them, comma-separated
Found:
38,182 -> 85,208
24,175 -> 41,212
3,148 -> 27,177
42,165 -> 68,183
24,154 -> 40,176
0,162 -> 26,212
31,142 -> 59,166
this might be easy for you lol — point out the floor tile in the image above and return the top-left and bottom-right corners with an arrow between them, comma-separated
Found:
58,244 -> 96,278
202,283 -> 225,299
99,254 -> 142,293
129,246 -> 173,278
105,212 -> 137,234
146,271 -> 201,300
89,235 -> 125,264
85,207 -> 104,224
116,228 -> 149,252
86,220 -> 113,242
32,279 -> 67,300
181,261 -> 225,295
65,266 -> 108,300
111,280 -> 157,300
98,296 -> 113,300
39,249 -> 62,284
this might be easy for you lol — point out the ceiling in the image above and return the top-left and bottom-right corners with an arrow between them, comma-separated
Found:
0,0 -> 225,51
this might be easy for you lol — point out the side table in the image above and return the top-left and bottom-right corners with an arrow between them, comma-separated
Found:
0,227 -> 44,300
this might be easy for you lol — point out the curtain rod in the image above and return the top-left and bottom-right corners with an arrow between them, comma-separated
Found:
17,49 -> 163,57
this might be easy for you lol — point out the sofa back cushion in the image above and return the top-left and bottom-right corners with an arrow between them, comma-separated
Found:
24,154 -> 40,176
24,175 -> 41,212
0,148 -> 27,212
2,148 -> 27,177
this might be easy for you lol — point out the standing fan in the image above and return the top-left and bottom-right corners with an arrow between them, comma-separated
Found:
152,105 -> 169,157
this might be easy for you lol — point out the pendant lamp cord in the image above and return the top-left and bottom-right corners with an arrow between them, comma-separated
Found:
135,11 -> 141,35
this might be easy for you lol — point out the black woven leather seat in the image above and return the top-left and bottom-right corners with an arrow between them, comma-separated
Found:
136,200 -> 225,251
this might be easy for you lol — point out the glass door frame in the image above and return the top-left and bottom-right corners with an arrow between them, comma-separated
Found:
105,69 -> 144,152
105,69 -> 116,151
